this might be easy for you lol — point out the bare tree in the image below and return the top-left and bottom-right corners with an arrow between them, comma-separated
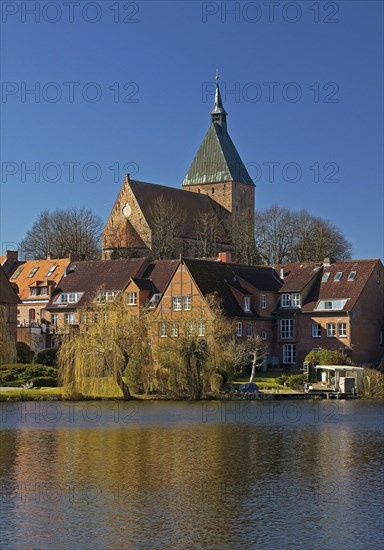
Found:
194,211 -> 224,258
150,195 -> 186,259
232,211 -> 259,265
255,205 -> 351,264
20,208 -> 103,260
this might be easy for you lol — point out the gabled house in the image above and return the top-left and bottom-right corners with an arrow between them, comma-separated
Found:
274,258 -> 384,366
46,258 -> 149,330
153,256 -> 282,353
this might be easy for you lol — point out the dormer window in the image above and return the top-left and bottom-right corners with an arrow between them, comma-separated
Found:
281,294 -> 290,307
59,293 -> 81,303
260,295 -> 267,309
243,296 -> 251,312
291,293 -> 301,307
347,271 -> 356,281
334,272 -> 343,281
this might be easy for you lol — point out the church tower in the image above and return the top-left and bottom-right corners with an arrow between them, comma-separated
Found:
182,75 -> 255,223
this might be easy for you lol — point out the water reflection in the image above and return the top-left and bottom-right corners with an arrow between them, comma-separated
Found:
0,401 -> 383,549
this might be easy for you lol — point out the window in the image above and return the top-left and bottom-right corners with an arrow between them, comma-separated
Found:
280,319 -> 293,339
261,331 -> 267,340
159,322 -> 168,337
338,323 -> 347,338
149,294 -> 161,308
29,309 -> 36,321
30,287 -> 38,296
97,290 -> 120,302
260,295 -> 267,309
46,265 -> 57,277
182,296 -> 192,310
327,323 -> 336,337
321,272 -> 330,282
316,299 -> 348,311
312,323 -> 321,338
126,292 -> 137,305
291,293 -> 301,307
197,322 -> 206,337
28,267 -> 39,278
187,322 -> 195,337
283,344 -> 296,364
236,322 -> 243,337
39,286 -> 48,296
60,293 -> 81,303
64,312 -> 75,325
281,294 -> 290,307
244,296 -> 251,312
10,266 -> 23,280
170,323 -> 179,338
247,323 -> 253,338
347,271 -> 356,281
51,314 -> 58,326
334,272 -> 343,281
172,297 -> 182,311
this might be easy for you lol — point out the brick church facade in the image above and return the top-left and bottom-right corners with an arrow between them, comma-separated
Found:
102,77 -> 255,260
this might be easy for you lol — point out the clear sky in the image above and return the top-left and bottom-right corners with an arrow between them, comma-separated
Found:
1,0 -> 383,260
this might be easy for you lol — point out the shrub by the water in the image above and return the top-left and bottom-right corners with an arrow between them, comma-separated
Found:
35,348 -> 58,366
16,342 -> 34,364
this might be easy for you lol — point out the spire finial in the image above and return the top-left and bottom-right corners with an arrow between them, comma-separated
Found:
216,69 -> 219,82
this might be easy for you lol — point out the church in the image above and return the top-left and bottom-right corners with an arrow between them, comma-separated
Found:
101,77 -> 255,260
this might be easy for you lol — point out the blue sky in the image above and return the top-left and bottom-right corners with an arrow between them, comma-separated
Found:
1,0 -> 383,259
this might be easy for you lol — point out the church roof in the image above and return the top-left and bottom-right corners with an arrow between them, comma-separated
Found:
128,180 -> 231,244
182,78 -> 254,187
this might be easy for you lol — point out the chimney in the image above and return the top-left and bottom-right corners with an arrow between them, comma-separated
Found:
218,252 -> 232,263
6,250 -> 18,262
46,252 -> 53,260
323,257 -> 331,267
280,267 -> 284,279
68,252 -> 80,262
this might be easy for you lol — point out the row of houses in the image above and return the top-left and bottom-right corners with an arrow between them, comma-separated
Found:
1,250 -> 383,367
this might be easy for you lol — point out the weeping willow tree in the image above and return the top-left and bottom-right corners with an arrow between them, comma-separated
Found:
0,306 -> 17,364
58,301 -> 152,399
156,294 -> 237,398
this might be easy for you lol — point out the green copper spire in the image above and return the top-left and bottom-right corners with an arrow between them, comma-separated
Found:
211,72 -> 227,132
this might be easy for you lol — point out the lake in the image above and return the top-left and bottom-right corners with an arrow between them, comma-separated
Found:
0,399 -> 383,549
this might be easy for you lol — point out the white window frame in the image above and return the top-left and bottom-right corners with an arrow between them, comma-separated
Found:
312,323 -> 321,338
64,312 -> 75,325
186,321 -> 195,337
283,344 -> 296,364
182,296 -> 192,311
197,322 -> 206,337
243,296 -> 251,312
280,319 -> 293,339
236,322 -> 243,337
60,293 -> 81,304
170,322 -> 179,338
321,272 -> 330,282
291,293 -> 301,307
159,322 -> 168,338
51,314 -> 58,326
327,323 -> 336,337
172,296 -> 182,311
347,271 -> 356,281
338,323 -> 347,338
334,272 -> 343,281
260,294 -> 267,309
126,292 -> 137,306
281,294 -> 290,307
247,323 -> 253,338
28,267 -> 39,278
